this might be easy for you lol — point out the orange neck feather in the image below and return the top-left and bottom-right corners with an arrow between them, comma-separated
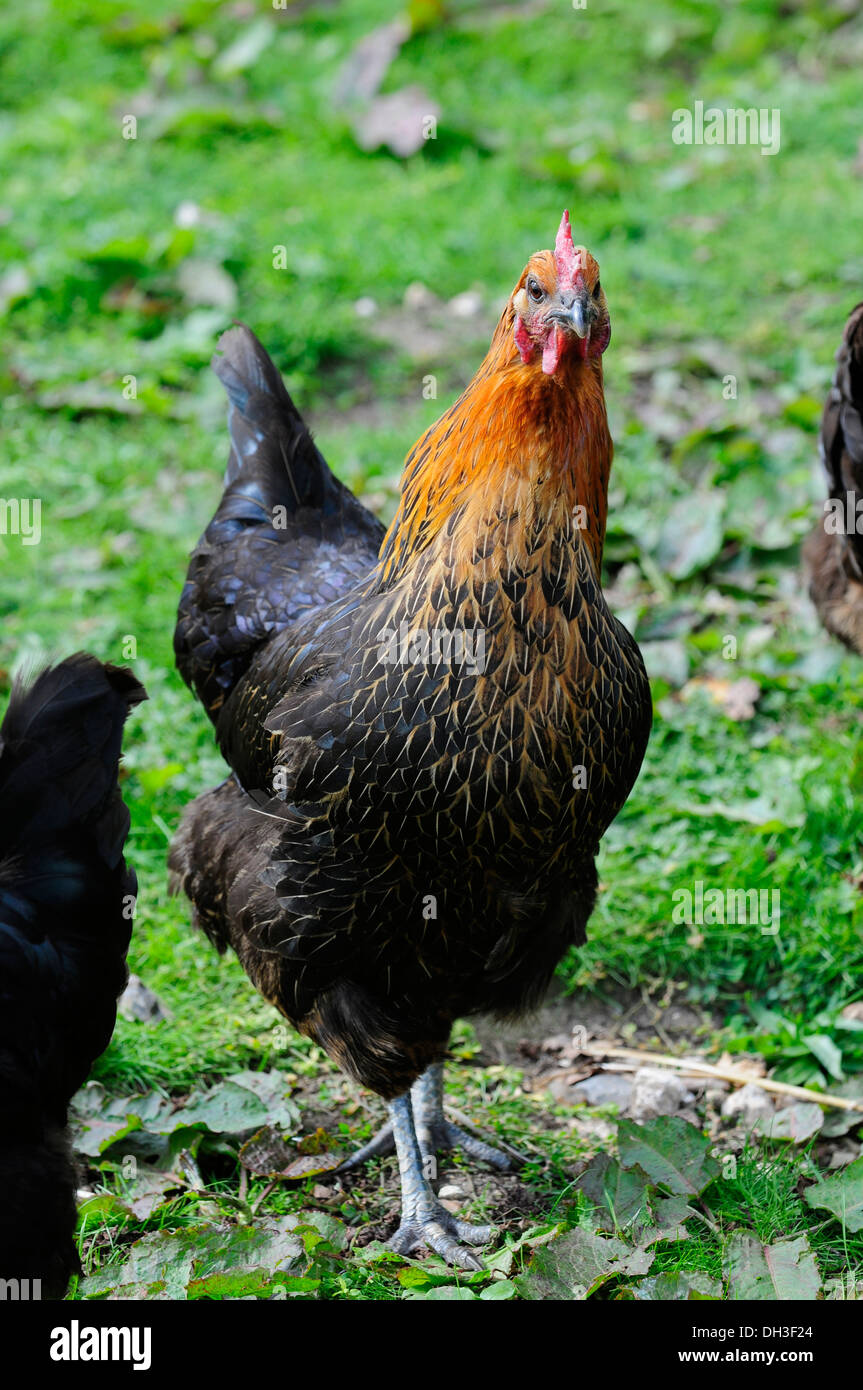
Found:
377,300 -> 613,587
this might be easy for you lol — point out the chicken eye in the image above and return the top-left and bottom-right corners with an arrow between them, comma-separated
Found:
527,277 -> 544,303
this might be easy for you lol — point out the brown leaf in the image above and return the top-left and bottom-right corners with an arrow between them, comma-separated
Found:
239,1126 -> 343,1181
282,1153 -> 343,1181
238,1126 -> 296,1176
353,89 -> 441,158
336,19 -> 410,105
683,676 -> 761,721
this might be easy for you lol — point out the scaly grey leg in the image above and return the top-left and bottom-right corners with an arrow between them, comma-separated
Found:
337,1060 -> 521,1175
411,1062 -> 520,1173
387,1091 -> 492,1270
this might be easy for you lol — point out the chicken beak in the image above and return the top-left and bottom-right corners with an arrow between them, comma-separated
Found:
542,289 -> 598,373
548,291 -> 593,340
569,298 -> 589,339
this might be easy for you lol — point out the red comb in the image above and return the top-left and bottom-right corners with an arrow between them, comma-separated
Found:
554,210 -> 583,291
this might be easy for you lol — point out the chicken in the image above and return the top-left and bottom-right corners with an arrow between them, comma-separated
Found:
0,654 -> 145,1297
805,302 -> 863,655
170,212 -> 651,1268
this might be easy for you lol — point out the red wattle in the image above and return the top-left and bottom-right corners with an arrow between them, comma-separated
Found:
514,316 -> 535,364
542,325 -> 566,375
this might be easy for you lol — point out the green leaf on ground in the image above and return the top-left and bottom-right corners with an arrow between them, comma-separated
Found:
724,1233 -> 821,1301
78,1216 -> 330,1300
578,1153 -> 652,1229
224,1071 -> 301,1131
515,1227 -> 654,1301
76,1114 -> 142,1157
655,494 -> 725,580
631,1271 -> 722,1300
617,1116 -> 719,1196
168,1081 -> 269,1135
804,1157 -> 863,1232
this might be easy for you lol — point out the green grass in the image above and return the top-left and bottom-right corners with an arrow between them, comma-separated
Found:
2,0 -> 863,1298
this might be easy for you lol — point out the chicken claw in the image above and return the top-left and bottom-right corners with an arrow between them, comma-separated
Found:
386,1091 -> 493,1270
388,1210 -> 493,1273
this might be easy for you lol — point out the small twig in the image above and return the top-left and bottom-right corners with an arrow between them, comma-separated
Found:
639,985 -> 675,1052
251,1180 -> 277,1216
580,1045 -> 863,1113
178,1148 -> 253,1221
693,1200 -> 721,1237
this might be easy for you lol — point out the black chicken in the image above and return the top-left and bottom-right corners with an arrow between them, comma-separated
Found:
0,654 -> 145,1297
171,216 -> 651,1267
805,302 -> 863,655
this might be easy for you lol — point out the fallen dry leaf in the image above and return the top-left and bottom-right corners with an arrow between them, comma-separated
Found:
683,675 -> 761,721
353,88 -> 441,158
336,18 -> 410,105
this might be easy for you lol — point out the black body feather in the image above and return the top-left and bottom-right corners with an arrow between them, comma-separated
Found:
0,654 -> 145,1296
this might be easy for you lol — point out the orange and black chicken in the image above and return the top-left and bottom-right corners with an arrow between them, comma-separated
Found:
171,213 -> 651,1267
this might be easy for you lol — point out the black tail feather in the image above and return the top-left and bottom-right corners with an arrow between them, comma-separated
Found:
0,655 -> 145,863
212,323 -> 340,518
175,325 -> 383,721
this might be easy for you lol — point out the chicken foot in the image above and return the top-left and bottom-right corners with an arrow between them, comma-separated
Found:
386,1090 -> 493,1271
335,1061 -> 522,1267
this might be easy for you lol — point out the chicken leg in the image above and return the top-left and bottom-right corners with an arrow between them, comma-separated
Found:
336,1061 -> 519,1266
386,1091 -> 493,1270
411,1063 -> 519,1175
337,1062 -> 518,1177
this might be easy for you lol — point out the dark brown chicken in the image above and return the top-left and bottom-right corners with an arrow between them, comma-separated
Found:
0,655 -> 144,1296
170,213 -> 651,1267
805,302 -> 863,654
